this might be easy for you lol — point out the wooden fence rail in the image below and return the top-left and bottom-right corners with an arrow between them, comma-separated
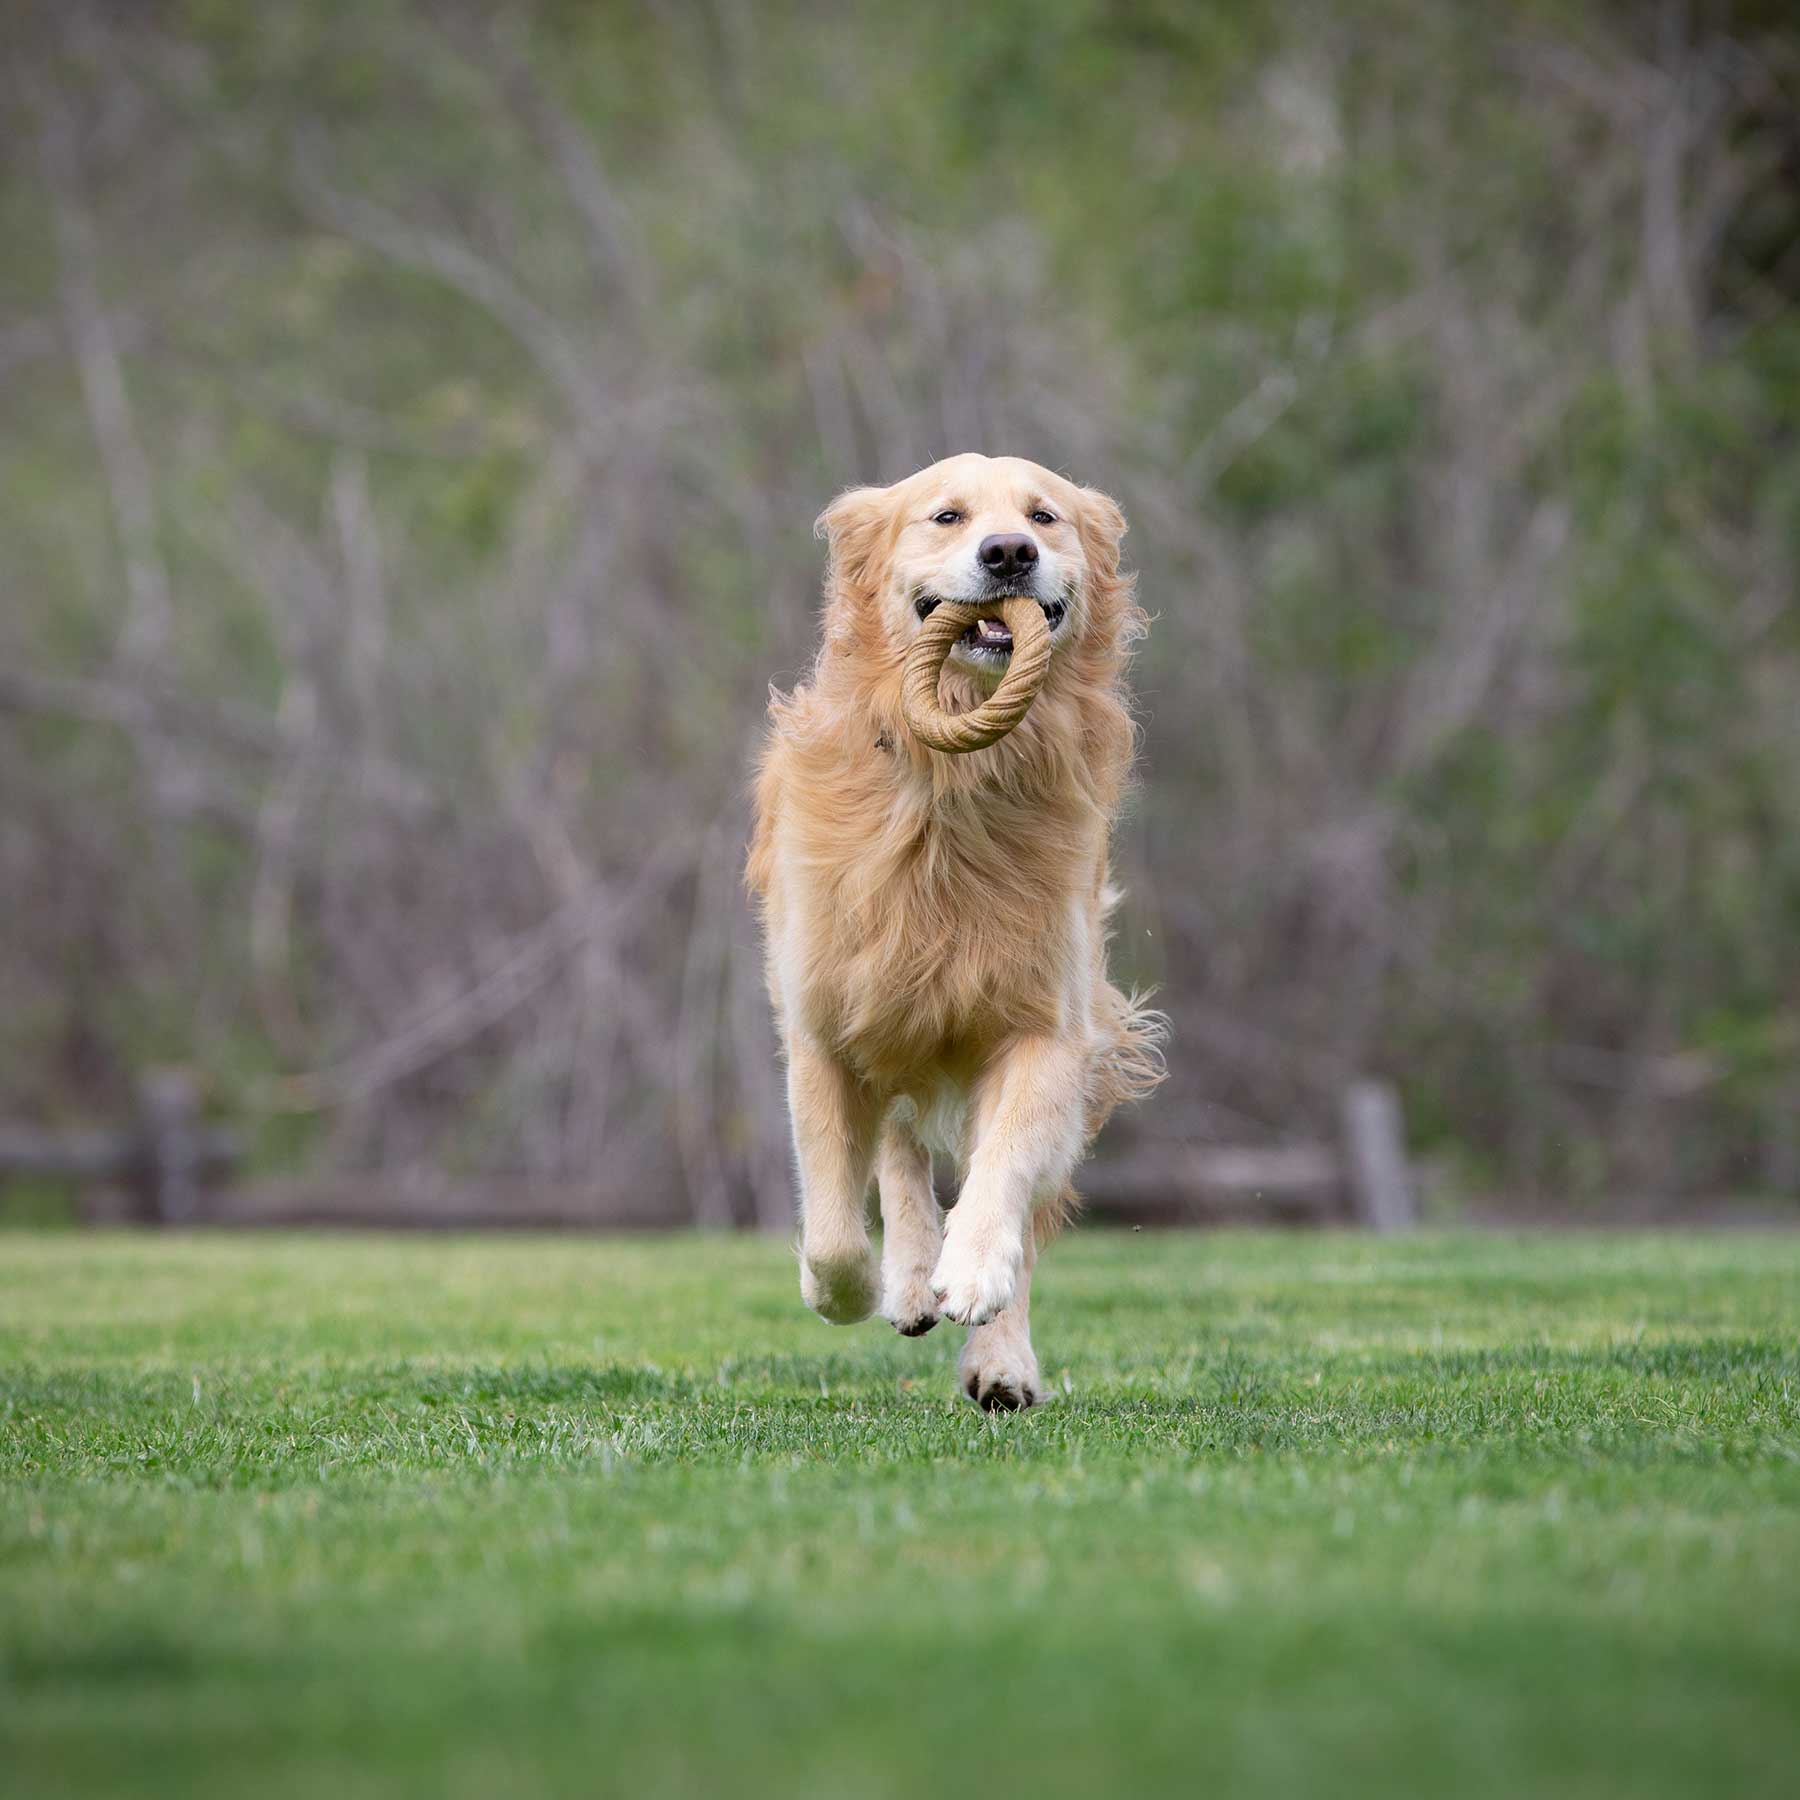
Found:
0,1072 -> 239,1223
1081,1080 -> 1416,1231
1,1075 -> 1415,1233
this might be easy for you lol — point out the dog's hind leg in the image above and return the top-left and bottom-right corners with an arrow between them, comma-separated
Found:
789,1036 -> 882,1324
960,1222 -> 1042,1410
876,1113 -> 942,1337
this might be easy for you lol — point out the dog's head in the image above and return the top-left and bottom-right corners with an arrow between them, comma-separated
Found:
815,453 -> 1128,680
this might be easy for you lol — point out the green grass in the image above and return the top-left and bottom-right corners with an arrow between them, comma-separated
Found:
2,1229 -> 1798,1799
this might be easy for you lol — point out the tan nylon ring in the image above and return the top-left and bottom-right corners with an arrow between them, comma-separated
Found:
899,597 -> 1053,754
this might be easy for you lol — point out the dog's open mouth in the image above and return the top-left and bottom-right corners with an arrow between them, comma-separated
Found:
915,595 -> 1069,657
965,615 -> 1017,653
958,599 -> 1066,656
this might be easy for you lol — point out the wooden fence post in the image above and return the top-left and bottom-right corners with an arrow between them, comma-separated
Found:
1340,1079 -> 1416,1233
136,1070 -> 202,1223
1763,1084 -> 1799,1197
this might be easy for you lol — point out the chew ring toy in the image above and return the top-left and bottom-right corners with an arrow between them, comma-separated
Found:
899,597 -> 1052,755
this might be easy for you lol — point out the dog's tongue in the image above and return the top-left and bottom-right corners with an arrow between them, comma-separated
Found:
974,616 -> 1013,650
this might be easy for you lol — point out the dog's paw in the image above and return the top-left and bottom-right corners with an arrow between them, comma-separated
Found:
960,1344 -> 1044,1412
800,1248 -> 879,1325
929,1230 -> 1021,1328
879,1265 -> 941,1337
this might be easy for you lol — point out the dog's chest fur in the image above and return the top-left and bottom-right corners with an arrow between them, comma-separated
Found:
784,735 -> 1102,1080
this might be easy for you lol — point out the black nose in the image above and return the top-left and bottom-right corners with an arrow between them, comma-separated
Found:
978,533 -> 1039,580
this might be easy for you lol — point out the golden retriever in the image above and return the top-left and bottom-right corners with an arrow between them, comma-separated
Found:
747,453 -> 1162,1408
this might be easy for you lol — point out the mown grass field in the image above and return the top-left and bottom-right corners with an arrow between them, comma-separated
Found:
2,1229 -> 1797,1799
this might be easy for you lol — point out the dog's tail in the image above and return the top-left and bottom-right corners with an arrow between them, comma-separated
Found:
1037,983 -> 1168,1248
1087,979 -> 1168,1139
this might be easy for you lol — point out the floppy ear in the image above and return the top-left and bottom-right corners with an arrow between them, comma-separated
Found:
814,485 -> 892,598
1074,486 -> 1140,658
1074,486 -> 1128,581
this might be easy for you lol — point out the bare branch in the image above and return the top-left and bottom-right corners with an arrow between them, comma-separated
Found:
259,835 -> 696,1114
40,88 -> 173,667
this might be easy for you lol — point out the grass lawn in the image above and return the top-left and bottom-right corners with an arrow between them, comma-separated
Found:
2,1229 -> 1798,1798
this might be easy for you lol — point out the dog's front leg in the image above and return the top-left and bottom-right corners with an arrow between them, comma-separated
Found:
788,1035 -> 882,1324
931,1033 -> 1085,1328
876,1116 -> 943,1337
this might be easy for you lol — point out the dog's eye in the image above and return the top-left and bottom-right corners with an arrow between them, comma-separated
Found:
931,510 -> 962,526
1029,509 -> 1057,526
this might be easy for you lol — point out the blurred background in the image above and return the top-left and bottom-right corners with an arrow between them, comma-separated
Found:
2,0 -> 1796,1230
